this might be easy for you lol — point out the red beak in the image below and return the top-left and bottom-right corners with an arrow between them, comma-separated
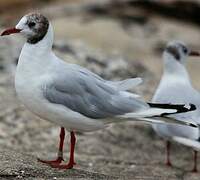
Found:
1,27 -> 22,36
189,51 -> 200,56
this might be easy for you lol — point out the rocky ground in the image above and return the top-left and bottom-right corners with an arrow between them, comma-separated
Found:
1,0 -> 200,179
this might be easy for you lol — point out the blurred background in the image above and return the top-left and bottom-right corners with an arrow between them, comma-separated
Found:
0,0 -> 200,179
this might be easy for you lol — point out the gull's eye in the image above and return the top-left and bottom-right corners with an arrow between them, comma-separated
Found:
182,46 -> 188,54
28,22 -> 36,28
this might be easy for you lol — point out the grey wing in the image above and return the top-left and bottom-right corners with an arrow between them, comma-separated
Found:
43,68 -> 148,119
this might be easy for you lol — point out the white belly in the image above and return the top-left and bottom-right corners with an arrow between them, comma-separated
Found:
15,73 -> 105,132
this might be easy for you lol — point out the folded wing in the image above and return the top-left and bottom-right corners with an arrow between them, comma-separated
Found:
42,65 -> 197,126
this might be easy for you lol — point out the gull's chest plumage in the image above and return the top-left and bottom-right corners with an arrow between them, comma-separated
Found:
15,54 -> 48,115
14,45 -> 57,119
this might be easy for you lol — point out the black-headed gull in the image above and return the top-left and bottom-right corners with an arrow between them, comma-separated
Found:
0,13 -> 197,169
152,41 -> 200,172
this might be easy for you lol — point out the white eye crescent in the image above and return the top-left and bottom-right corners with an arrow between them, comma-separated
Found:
15,16 -> 27,30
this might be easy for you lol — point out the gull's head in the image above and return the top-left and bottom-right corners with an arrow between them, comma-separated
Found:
1,13 -> 49,44
164,41 -> 200,64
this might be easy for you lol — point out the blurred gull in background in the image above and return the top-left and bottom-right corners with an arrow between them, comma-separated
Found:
152,41 -> 200,172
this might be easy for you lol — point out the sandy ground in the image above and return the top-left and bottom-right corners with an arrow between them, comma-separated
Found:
0,0 -> 200,179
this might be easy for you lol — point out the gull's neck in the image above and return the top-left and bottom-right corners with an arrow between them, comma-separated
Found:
162,52 -> 191,84
24,23 -> 53,52
16,23 -> 57,78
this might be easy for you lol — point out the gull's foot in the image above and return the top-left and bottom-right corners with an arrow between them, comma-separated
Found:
37,157 -> 64,166
50,162 -> 76,169
191,167 -> 198,173
165,161 -> 172,167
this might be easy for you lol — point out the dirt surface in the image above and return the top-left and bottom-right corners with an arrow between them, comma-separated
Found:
1,0 -> 200,179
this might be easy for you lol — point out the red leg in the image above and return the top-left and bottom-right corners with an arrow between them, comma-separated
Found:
51,131 -> 76,169
165,141 -> 172,166
191,150 -> 198,173
38,127 -> 65,165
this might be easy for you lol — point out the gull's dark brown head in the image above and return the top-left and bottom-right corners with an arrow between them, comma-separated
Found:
1,13 -> 49,44
164,41 -> 200,63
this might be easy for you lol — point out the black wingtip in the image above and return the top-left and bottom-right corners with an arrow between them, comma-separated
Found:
190,104 -> 196,111
148,103 -> 198,127
189,123 -> 198,128
148,102 -> 196,115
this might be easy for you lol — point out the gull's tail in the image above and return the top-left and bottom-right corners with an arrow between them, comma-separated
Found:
121,103 -> 197,127
107,78 -> 143,98
107,77 -> 142,91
